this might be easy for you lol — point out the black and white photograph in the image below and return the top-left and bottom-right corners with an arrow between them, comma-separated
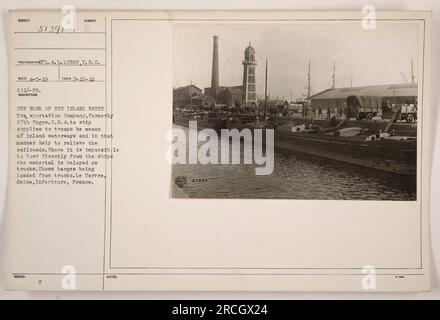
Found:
171,22 -> 420,200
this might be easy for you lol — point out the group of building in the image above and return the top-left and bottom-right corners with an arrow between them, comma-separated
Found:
173,35 -> 258,111
173,35 -> 418,116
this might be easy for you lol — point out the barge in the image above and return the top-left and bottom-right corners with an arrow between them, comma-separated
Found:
172,113 -> 417,176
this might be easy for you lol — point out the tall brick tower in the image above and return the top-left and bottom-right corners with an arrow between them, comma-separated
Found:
211,35 -> 220,96
242,42 -> 257,104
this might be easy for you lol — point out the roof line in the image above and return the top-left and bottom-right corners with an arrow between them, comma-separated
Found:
308,83 -> 418,100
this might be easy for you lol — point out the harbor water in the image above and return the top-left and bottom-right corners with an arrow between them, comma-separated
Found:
171,124 -> 416,200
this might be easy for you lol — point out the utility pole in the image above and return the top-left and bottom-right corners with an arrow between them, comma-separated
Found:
350,73 -> 353,87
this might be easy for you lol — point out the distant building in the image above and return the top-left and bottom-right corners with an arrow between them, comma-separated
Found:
173,84 -> 215,109
308,83 -> 418,114
176,36 -> 261,109
204,85 -> 243,106
242,43 -> 257,105
203,35 -> 249,107
190,92 -> 217,108
215,85 -> 243,106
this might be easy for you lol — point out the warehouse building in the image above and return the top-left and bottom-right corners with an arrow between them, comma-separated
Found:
308,83 -> 418,115
173,84 -> 216,109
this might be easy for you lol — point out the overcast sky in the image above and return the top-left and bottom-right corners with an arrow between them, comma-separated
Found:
173,22 -> 420,100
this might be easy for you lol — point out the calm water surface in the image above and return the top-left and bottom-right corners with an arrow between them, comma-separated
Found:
172,125 -> 416,200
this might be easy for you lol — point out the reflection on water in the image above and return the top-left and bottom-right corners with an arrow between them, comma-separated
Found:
171,125 -> 416,200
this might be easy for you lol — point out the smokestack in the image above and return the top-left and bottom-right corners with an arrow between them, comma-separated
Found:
211,35 -> 219,94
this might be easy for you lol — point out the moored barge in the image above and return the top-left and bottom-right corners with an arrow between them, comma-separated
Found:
172,113 -> 417,176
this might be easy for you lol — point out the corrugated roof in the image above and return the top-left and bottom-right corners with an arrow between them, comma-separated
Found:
309,83 -> 417,100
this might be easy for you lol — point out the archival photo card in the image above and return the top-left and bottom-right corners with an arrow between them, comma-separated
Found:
5,10 -> 431,292
171,22 -> 421,200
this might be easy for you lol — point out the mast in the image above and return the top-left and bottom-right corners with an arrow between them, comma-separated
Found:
411,56 -> 415,84
307,58 -> 311,99
331,61 -> 336,89
264,58 -> 268,119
